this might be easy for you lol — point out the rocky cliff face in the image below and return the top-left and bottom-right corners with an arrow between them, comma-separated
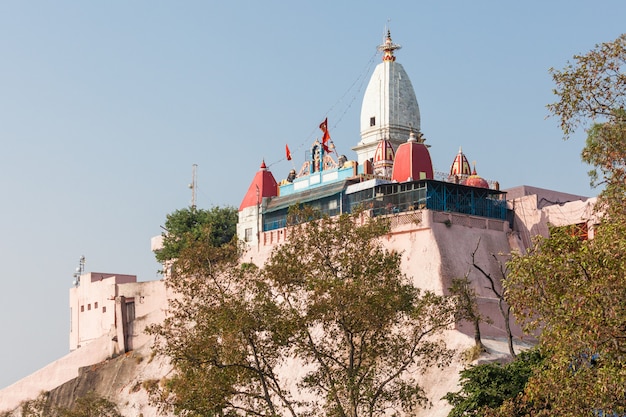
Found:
2,333 -> 523,417
3,341 -> 172,417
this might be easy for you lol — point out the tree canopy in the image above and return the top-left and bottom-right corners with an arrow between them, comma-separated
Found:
12,391 -> 122,417
548,33 -> 626,205
56,391 -> 123,417
263,208 -> 458,416
548,33 -> 626,141
443,349 -> 543,417
503,222 -> 626,415
149,207 -> 459,416
154,206 -> 237,263
490,33 -> 626,416
149,237 -> 293,416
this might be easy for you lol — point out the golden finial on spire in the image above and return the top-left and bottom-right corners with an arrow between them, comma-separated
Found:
377,29 -> 401,62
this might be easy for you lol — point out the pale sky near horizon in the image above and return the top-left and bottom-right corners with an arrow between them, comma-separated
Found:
0,1 -> 624,390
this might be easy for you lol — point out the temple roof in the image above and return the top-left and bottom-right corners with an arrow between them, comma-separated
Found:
266,180 -> 353,213
462,164 -> 489,189
450,147 -> 472,177
463,175 -> 490,189
373,138 -> 395,166
391,131 -> 434,182
239,161 -> 278,211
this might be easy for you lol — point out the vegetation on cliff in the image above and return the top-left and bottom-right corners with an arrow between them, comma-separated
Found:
148,207 -> 459,416
446,33 -> 626,417
443,349 -> 543,417
154,206 -> 238,262
4,391 -> 122,417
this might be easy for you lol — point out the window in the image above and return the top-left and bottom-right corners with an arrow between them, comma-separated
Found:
568,222 -> 589,240
245,228 -> 253,242
94,302 -> 98,309
553,222 -> 589,241
87,304 -> 91,311
102,306 -> 106,313
370,117 -> 376,126
80,305 -> 84,312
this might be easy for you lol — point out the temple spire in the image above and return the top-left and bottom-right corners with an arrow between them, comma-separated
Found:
355,29 -> 420,165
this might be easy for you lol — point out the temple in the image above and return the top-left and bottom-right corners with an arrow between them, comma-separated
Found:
236,30 -> 595,342
0,31 -> 597,416
238,31 -> 508,254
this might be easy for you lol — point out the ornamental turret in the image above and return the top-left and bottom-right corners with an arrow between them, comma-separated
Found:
372,138 -> 395,178
237,160 -> 279,246
239,160 -> 278,211
449,147 -> 472,183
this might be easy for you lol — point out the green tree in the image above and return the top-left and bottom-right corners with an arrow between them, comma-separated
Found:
496,33 -> 626,416
263,207 -> 458,416
150,207 -> 459,416
443,348 -> 543,417
15,391 -> 122,417
148,235 -> 298,416
450,274 -> 487,353
504,223 -> 626,416
548,33 -> 626,207
56,391 -> 122,417
583,112 -> 626,208
155,206 -> 237,263
548,34 -> 626,140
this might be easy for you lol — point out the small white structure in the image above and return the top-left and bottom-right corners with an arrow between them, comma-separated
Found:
69,272 -> 167,354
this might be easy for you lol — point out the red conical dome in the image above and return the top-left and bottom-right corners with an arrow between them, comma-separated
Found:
391,131 -> 433,182
373,138 -> 395,177
239,161 -> 278,211
373,138 -> 395,164
450,147 -> 471,177
463,175 -> 489,188
461,164 -> 489,189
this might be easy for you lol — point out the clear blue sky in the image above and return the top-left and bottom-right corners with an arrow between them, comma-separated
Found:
0,1 -> 624,389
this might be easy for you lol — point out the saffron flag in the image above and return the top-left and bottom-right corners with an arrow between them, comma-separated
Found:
286,144 -> 292,161
319,117 -> 328,133
319,117 -> 331,153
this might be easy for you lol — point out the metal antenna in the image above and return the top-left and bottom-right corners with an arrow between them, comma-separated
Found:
189,164 -> 197,210
72,255 -> 85,287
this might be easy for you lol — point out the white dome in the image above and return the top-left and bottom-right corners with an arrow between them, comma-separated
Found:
354,32 -> 421,165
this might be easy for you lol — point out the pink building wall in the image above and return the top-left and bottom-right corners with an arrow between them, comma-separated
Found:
69,273 -> 138,351
69,274 -> 169,352
0,188 -> 595,413
1,274 -> 169,413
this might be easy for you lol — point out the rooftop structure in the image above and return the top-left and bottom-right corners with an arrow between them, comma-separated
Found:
237,30 -> 506,249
